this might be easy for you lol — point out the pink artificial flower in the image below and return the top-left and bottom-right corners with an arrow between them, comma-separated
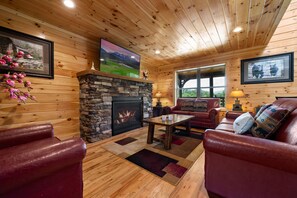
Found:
24,81 -> 31,87
11,62 -> 19,68
0,59 -> 6,65
6,50 -> 11,55
26,54 -> 33,59
24,92 -> 30,97
17,79 -> 23,83
18,95 -> 27,103
11,74 -> 17,80
16,51 -> 24,58
3,74 -> 10,79
17,51 -> 24,56
6,79 -> 15,87
9,88 -> 18,99
17,73 -> 25,79
2,55 -> 12,62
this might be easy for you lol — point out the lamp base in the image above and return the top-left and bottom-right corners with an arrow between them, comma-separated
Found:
232,99 -> 243,111
156,101 -> 162,107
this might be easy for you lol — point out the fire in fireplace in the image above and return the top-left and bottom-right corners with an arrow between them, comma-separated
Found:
112,96 -> 143,136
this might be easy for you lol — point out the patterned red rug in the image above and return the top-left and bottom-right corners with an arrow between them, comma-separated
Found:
102,130 -> 204,185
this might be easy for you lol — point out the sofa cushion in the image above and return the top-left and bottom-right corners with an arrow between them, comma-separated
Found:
251,105 -> 290,139
187,111 -> 210,119
180,100 -> 194,111
193,100 -> 208,112
233,112 -> 254,134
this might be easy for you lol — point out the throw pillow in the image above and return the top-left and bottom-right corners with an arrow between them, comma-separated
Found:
233,112 -> 254,134
254,104 -> 272,119
180,101 -> 194,111
250,105 -> 290,139
193,100 -> 208,112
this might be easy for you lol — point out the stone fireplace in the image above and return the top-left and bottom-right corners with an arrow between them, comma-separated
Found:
77,70 -> 153,142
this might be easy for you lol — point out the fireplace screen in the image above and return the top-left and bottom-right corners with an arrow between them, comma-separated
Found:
112,96 -> 143,136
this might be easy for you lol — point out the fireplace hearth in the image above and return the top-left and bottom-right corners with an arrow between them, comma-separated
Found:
112,96 -> 143,136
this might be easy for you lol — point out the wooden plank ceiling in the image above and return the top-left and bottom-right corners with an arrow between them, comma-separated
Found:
0,0 -> 291,66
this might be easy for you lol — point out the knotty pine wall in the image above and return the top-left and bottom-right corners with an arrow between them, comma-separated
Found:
155,0 -> 297,112
0,6 -> 152,139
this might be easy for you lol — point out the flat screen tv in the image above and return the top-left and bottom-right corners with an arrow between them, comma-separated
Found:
99,38 -> 140,78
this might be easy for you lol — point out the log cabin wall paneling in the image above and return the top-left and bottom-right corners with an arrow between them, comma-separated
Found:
155,0 -> 297,112
0,6 -> 151,139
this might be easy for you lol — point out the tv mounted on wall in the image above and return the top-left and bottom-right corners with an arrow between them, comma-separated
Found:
99,38 -> 140,78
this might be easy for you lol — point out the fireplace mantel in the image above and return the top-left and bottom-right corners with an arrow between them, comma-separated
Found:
77,70 -> 153,84
77,70 -> 153,142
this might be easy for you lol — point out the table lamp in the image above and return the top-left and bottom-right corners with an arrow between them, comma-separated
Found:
155,91 -> 162,107
230,88 -> 245,111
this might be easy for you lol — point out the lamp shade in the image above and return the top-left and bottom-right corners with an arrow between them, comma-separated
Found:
155,92 -> 162,98
230,89 -> 245,98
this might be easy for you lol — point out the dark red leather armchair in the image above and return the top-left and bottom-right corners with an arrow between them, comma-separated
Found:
0,124 -> 87,198
203,98 -> 297,198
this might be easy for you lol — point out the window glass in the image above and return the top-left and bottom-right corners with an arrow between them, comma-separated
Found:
213,77 -> 225,86
181,89 -> 197,97
200,78 -> 209,87
183,79 -> 197,88
201,88 -> 210,97
214,88 -> 225,97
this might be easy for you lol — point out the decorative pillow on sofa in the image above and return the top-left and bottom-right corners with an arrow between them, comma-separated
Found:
254,104 -> 272,119
233,112 -> 254,134
193,100 -> 208,112
250,105 -> 290,139
180,101 -> 194,111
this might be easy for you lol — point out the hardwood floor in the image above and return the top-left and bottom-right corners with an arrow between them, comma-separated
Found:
83,126 -> 209,198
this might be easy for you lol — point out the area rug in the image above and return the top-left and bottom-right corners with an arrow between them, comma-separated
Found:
102,130 -> 204,185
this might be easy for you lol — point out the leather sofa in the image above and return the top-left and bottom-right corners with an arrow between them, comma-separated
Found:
203,97 -> 297,198
0,123 -> 87,198
170,98 -> 221,129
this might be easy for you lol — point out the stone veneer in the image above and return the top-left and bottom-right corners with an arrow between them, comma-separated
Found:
77,70 -> 153,143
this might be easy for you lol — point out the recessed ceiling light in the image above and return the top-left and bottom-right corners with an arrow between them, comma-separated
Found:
100,58 -> 104,61
63,0 -> 75,8
131,56 -> 135,59
233,26 -> 242,33
155,50 -> 160,54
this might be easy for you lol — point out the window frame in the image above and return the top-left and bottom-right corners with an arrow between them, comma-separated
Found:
175,64 -> 226,106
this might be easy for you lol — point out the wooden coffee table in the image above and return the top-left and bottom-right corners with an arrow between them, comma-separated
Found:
143,114 -> 194,150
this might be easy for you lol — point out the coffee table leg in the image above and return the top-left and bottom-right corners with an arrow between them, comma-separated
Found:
186,121 -> 191,136
164,126 -> 173,150
147,123 -> 155,144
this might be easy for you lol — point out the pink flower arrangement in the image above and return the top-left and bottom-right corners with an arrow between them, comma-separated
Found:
0,50 -> 36,103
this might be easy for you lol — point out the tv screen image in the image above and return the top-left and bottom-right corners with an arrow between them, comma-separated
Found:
99,39 -> 140,78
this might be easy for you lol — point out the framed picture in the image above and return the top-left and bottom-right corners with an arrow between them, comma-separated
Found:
241,52 -> 294,84
0,27 -> 54,79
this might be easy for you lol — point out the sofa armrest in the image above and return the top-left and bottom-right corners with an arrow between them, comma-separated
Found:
170,105 -> 179,112
0,123 -> 54,149
204,130 -> 297,174
225,111 -> 245,119
0,137 -> 86,194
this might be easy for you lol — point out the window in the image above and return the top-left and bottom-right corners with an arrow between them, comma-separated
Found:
176,65 -> 226,106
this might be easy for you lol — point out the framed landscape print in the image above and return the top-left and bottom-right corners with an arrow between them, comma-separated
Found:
0,27 -> 54,79
241,52 -> 294,84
